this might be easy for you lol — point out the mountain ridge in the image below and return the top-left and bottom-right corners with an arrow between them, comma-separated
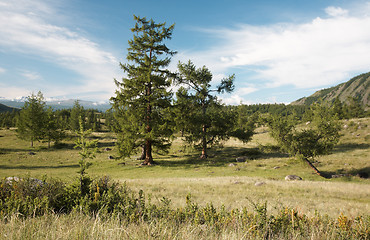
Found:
0,98 -> 111,112
291,72 -> 370,107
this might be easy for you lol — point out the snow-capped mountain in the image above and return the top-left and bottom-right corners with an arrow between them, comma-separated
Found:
0,97 -> 111,111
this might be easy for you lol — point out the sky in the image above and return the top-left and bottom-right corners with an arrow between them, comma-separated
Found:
0,0 -> 370,105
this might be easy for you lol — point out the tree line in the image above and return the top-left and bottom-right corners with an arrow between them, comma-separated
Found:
10,91 -> 106,148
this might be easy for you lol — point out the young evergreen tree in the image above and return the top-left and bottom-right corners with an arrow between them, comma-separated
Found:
111,16 -> 176,165
70,100 -> 85,131
74,117 -> 97,194
16,91 -> 47,147
175,60 -> 253,159
44,107 -> 65,148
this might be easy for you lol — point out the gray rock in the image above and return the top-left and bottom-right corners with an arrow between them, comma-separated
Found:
254,181 -> 266,186
285,175 -> 302,181
228,163 -> 236,167
273,166 -> 280,169
236,156 -> 247,162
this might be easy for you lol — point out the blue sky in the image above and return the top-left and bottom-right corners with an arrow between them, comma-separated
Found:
0,0 -> 370,104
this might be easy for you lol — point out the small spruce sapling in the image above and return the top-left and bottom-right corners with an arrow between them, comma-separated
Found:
74,117 -> 98,194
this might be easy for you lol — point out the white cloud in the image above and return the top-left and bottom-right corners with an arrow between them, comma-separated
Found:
0,67 -> 5,73
219,86 -> 258,105
0,0 -> 119,101
0,84 -> 30,99
325,6 -> 348,17
179,4 -> 370,91
20,70 -> 42,81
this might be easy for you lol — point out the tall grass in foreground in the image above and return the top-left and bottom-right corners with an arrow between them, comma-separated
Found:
0,176 -> 368,240
0,210 -> 368,240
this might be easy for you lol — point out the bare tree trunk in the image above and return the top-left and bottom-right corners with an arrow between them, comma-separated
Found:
200,124 -> 207,159
143,78 -> 153,165
200,102 -> 207,159
31,140 -> 33,148
143,139 -> 153,165
303,157 -> 328,178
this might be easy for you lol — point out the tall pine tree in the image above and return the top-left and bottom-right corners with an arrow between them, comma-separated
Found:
16,91 -> 46,147
111,16 -> 176,165
175,60 -> 253,159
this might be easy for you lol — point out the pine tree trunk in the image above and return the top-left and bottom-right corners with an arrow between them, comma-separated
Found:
143,78 -> 153,165
200,124 -> 207,159
143,139 -> 153,165
31,140 -> 33,148
200,102 -> 207,159
303,157 -> 328,178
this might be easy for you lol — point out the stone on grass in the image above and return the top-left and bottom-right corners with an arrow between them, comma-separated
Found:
236,156 -> 247,162
285,175 -> 302,181
254,181 -> 266,186
228,163 -> 236,167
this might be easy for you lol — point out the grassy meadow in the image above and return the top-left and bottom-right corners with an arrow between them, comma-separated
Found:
0,118 -> 369,239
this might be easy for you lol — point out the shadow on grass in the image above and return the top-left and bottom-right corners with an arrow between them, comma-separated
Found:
0,148 -> 34,153
97,142 -> 116,148
333,143 -> 370,153
154,146 -> 288,168
319,166 -> 370,179
0,164 -> 78,170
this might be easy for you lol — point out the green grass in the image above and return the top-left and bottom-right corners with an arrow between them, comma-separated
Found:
0,118 -> 369,218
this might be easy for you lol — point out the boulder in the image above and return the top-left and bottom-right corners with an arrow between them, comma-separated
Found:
285,175 -> 302,181
236,156 -> 247,162
228,163 -> 236,167
254,181 -> 266,186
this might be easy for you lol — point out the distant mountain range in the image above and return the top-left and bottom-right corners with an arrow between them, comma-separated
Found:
291,72 -> 370,108
1,72 -> 369,112
0,98 -> 111,112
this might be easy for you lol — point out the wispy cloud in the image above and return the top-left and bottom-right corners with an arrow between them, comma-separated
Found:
0,67 -> 5,73
20,70 -> 42,81
0,0 -> 119,100
177,3 -> 370,103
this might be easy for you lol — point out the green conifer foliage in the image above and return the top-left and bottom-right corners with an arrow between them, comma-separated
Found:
70,100 -> 85,131
175,60 -> 252,159
111,16 -> 176,165
16,91 -> 46,147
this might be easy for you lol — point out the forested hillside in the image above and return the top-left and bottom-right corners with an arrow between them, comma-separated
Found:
0,103 -> 18,113
292,72 -> 370,107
